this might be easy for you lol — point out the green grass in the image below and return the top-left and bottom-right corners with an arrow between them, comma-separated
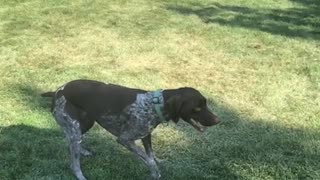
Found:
0,0 -> 319,179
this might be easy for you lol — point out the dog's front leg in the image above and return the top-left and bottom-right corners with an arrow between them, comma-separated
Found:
142,134 -> 164,163
142,134 -> 161,178
142,134 -> 164,164
117,138 -> 161,179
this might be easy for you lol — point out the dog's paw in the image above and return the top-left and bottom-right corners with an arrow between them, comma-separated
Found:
80,147 -> 94,157
155,156 -> 166,164
151,172 -> 161,180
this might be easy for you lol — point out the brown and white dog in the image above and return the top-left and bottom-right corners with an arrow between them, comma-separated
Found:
41,79 -> 220,180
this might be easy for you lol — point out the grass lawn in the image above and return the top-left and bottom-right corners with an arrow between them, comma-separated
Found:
0,0 -> 320,179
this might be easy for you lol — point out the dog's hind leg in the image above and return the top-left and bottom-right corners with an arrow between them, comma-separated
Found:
64,119 -> 87,180
80,146 -> 93,157
79,121 -> 94,157
57,114 -> 87,180
53,96 -> 87,180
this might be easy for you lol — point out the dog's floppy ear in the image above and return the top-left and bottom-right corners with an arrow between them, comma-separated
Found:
165,96 -> 184,123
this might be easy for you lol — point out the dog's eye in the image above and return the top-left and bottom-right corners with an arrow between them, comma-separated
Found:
193,107 -> 201,112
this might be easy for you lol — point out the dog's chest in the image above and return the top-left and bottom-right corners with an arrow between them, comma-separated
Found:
97,93 -> 160,139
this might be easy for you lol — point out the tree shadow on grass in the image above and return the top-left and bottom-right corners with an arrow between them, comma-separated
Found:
3,83 -> 320,179
167,2 -> 320,40
290,0 -> 320,7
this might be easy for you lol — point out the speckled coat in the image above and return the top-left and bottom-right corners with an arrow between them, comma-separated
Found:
96,91 -> 166,140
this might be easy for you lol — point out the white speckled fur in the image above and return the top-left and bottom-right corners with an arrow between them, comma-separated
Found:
96,92 -> 165,140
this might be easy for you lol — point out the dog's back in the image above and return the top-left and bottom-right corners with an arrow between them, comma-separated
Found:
42,79 -> 147,120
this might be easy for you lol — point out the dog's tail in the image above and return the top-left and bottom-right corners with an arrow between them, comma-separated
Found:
41,91 -> 55,97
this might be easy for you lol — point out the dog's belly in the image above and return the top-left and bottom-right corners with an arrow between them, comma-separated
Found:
96,114 -> 127,137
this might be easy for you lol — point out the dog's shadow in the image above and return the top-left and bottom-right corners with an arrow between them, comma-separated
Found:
2,84 -> 319,179
0,124 -> 154,180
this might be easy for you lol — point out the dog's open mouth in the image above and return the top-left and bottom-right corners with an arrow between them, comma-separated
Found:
190,119 -> 206,132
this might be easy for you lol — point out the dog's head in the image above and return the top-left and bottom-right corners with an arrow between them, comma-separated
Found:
165,87 -> 220,132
